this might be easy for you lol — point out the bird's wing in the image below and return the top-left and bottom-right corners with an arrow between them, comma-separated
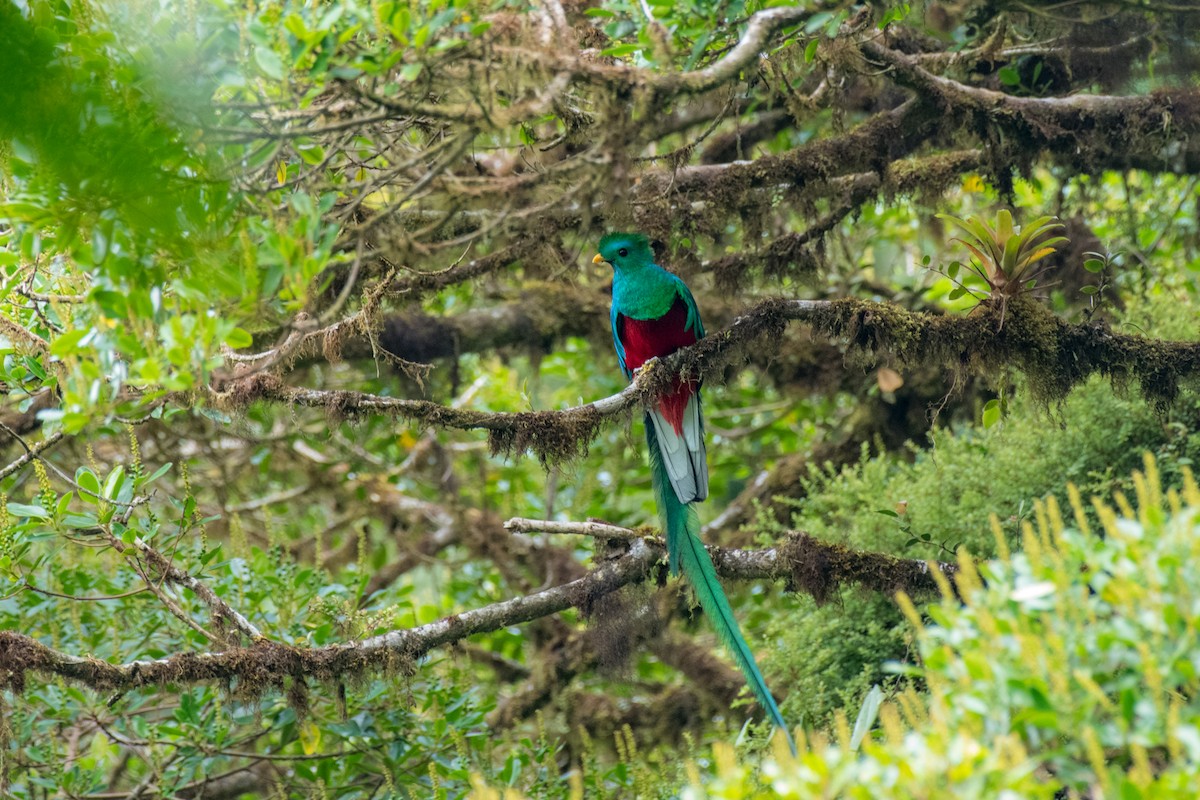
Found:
610,300 -> 632,380
673,274 -> 706,340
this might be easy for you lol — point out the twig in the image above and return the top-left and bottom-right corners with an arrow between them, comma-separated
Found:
504,517 -> 644,540
98,529 -> 264,643
0,430 -> 66,481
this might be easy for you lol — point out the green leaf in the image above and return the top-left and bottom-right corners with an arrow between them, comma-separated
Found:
982,398 -> 1001,428
1020,216 -> 1060,237
297,144 -> 326,165
850,685 -> 884,750
75,468 -> 101,500
1081,285 -> 1100,295
199,544 -> 223,566
1001,230 -> 1022,274
1084,258 -> 1105,273
103,466 -> 126,501
24,356 -> 47,381
600,43 -> 640,58
49,329 -> 89,358
62,412 -> 91,434
141,462 -> 173,486
996,209 -> 1014,241
7,502 -> 49,519
282,13 -> 310,41
412,24 -> 430,49
225,328 -> 253,349
255,46 -> 285,80
63,512 -> 100,529
804,38 -> 819,63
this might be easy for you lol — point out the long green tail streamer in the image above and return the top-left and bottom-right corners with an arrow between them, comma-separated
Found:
646,420 -> 796,754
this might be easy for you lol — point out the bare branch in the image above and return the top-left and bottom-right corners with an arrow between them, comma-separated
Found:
0,430 -> 65,481
101,530 -> 264,644
505,517 -> 645,540
666,6 -> 810,94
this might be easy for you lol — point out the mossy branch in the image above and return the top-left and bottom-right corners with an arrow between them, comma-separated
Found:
645,99 -> 939,197
861,38 -> 1200,173
213,296 -> 1200,464
0,532 -> 951,698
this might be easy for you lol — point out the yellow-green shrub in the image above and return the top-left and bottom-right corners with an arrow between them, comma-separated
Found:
675,457 -> 1200,799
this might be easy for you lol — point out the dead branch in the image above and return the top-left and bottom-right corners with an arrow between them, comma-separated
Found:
504,517 -> 643,540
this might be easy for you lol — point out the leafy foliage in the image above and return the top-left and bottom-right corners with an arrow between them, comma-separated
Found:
938,209 -> 1067,303
484,460 -> 1200,798
0,0 -> 1199,797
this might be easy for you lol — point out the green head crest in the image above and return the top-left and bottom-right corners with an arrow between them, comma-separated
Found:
595,232 -> 654,268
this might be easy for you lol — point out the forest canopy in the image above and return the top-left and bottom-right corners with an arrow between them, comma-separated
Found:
1,0 -> 1199,797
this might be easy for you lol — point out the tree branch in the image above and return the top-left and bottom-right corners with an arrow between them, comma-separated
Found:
664,6 -> 811,94
643,98 -> 939,197
213,296 -> 1200,463
0,430 -> 65,481
0,532 -> 952,696
861,37 -> 1200,173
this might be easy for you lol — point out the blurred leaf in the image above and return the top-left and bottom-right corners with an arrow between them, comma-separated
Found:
255,46 -> 285,80
982,398 -> 1002,428
850,685 -> 884,750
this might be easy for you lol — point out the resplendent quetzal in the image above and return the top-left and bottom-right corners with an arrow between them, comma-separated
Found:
593,233 -> 794,751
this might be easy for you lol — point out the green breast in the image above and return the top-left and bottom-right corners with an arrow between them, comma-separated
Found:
612,265 -> 678,320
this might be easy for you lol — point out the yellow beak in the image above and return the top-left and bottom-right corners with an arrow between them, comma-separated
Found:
592,253 -> 605,264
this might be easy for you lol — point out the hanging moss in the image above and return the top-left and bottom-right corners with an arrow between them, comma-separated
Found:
808,295 -> 1199,412
0,630 -> 414,719
779,532 -> 954,606
486,406 -> 608,467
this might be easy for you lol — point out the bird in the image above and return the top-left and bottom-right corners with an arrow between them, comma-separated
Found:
593,232 -> 794,752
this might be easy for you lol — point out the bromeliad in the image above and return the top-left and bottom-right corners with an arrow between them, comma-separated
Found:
593,233 -> 794,752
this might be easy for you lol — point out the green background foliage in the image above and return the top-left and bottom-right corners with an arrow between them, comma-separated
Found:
1,0 -> 1199,798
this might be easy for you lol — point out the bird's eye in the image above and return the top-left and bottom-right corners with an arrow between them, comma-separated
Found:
618,248 -> 628,257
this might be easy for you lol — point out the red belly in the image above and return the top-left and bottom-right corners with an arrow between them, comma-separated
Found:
618,295 -> 698,434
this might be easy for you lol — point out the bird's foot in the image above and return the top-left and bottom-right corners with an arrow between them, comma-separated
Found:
632,357 -> 660,378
